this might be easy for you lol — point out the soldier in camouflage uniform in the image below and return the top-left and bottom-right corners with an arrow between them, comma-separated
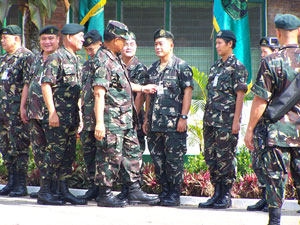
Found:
199,30 -> 248,209
77,29 -> 102,201
40,23 -> 86,205
144,29 -> 194,206
244,14 -> 300,224
92,20 -> 159,207
117,31 -> 148,201
247,37 -> 279,212
0,25 -> 34,197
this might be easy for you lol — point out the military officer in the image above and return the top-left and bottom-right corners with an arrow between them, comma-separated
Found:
40,23 -> 86,205
244,14 -> 300,224
92,20 -> 159,207
199,30 -> 248,209
143,29 -> 194,206
77,29 -> 102,201
0,25 -> 34,197
117,31 -> 148,201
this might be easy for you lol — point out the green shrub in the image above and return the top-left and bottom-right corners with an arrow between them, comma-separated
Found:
184,153 -> 208,174
236,145 -> 253,179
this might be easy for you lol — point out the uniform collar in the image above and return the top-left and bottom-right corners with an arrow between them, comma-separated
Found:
127,56 -> 139,70
217,53 -> 235,67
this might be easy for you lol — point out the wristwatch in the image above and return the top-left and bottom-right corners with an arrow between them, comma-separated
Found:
180,115 -> 188,119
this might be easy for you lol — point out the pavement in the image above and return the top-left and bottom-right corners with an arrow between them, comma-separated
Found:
0,185 -> 299,225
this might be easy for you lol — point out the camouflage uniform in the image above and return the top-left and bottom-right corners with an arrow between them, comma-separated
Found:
0,47 -> 34,175
40,46 -> 81,181
80,58 -> 97,182
251,44 -> 300,209
203,54 -> 248,187
126,56 -> 148,152
92,46 -> 141,187
146,55 -> 193,188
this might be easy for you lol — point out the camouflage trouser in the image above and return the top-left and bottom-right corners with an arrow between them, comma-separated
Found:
29,119 -> 47,171
95,128 -> 142,187
203,126 -> 238,186
147,132 -> 187,186
40,123 -> 77,180
261,146 -> 300,208
80,130 -> 97,181
0,116 -> 30,174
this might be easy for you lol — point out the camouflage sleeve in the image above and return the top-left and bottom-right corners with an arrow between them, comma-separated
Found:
131,63 -> 148,85
233,62 -> 248,93
92,62 -> 110,91
41,53 -> 60,85
178,63 -> 194,90
251,59 -> 273,101
22,52 -> 35,85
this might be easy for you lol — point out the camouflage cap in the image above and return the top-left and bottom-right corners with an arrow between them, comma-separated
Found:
105,20 -> 130,40
0,25 -> 22,35
274,14 -> 300,30
61,23 -> 84,35
259,37 -> 279,49
83,29 -> 102,47
216,30 -> 236,42
153,29 -> 174,41
39,25 -> 59,36
128,31 -> 136,40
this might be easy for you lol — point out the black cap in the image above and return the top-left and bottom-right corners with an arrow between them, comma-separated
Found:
39,25 -> 59,36
83,30 -> 102,47
0,25 -> 22,35
105,20 -> 130,40
61,23 -> 84,35
259,37 -> 279,49
153,29 -> 174,41
216,30 -> 236,42
274,14 -> 300,30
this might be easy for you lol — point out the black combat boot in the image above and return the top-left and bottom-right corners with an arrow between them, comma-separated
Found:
58,180 -> 87,205
9,172 -> 28,197
116,184 -> 129,201
247,187 -> 267,211
127,182 -> 159,205
213,183 -> 232,209
160,184 -> 181,207
97,186 -> 127,207
77,181 -> 99,201
37,179 -> 65,205
29,190 -> 40,198
297,189 -> 300,213
0,173 -> 15,195
198,183 -> 221,208
159,183 -> 170,202
268,208 -> 281,225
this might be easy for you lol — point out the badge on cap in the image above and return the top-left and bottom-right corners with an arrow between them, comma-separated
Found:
217,31 -> 222,36
261,39 -> 267,45
159,29 -> 166,36
87,38 -> 93,44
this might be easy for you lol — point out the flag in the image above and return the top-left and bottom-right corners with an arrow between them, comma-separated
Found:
213,0 -> 252,85
79,0 -> 106,37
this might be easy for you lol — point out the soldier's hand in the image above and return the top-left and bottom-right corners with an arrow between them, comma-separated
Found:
95,122 -> 105,141
177,118 -> 187,132
49,111 -> 60,127
142,84 -> 157,94
142,120 -> 148,134
232,120 -> 240,134
78,121 -> 84,133
244,129 -> 254,151
20,106 -> 29,124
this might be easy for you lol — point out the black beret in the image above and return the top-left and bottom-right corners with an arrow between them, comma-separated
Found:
0,25 -> 21,35
274,14 -> 300,30
61,23 -> 84,35
216,30 -> 236,42
39,25 -> 59,36
259,37 -> 279,48
83,30 -> 102,47
153,29 -> 174,41
105,20 -> 129,40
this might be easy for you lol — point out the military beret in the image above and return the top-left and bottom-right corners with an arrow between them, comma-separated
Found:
128,31 -> 136,40
153,29 -> 174,41
61,23 -> 84,35
105,20 -> 130,40
274,14 -> 300,30
216,30 -> 236,42
0,25 -> 22,35
260,37 -> 279,48
39,25 -> 59,36
83,30 -> 102,47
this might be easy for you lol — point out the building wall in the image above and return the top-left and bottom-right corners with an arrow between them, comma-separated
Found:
45,0 -> 67,30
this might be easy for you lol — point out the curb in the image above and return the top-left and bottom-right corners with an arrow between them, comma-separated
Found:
1,184 -> 299,211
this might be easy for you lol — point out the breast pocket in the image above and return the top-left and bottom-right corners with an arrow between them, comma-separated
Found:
217,74 -> 232,92
63,64 -> 78,86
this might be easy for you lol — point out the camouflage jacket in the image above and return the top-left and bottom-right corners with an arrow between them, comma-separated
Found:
92,46 -> 134,131
204,54 -> 248,129
147,54 -> 194,132
27,51 -> 46,120
0,47 -> 34,119
251,44 -> 300,147
81,57 -> 96,131
41,46 -> 82,126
